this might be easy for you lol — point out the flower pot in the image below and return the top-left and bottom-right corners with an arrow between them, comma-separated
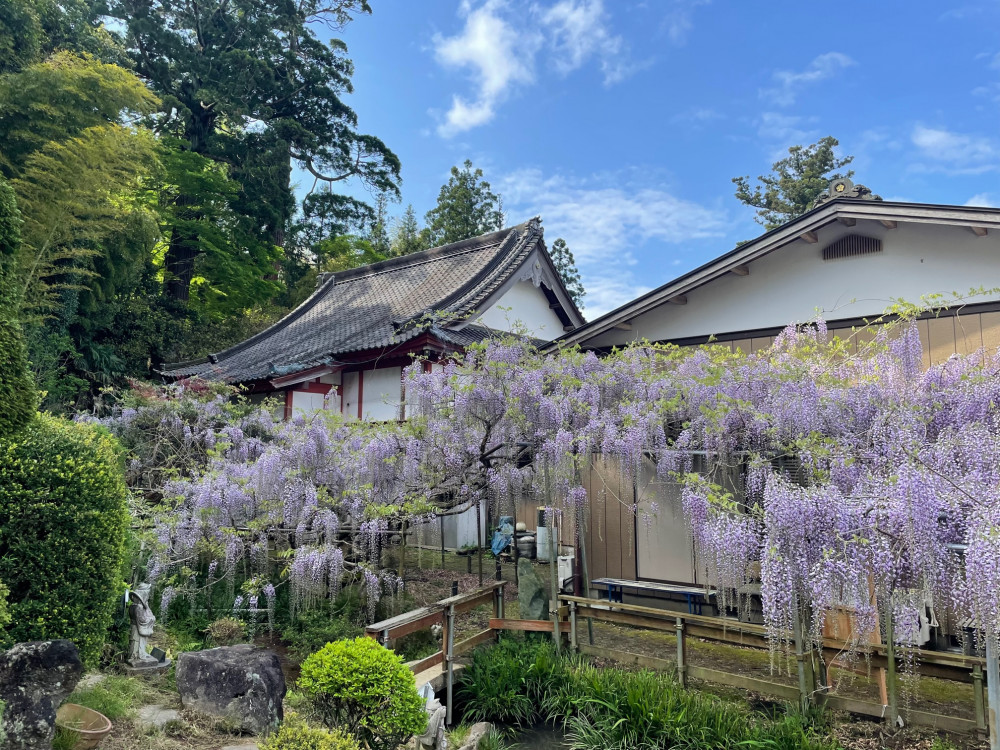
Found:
55,703 -> 113,750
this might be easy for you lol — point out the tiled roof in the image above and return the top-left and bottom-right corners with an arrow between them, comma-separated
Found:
162,219 -> 549,383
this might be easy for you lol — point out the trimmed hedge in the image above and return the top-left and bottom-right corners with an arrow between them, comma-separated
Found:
260,717 -> 360,750
298,637 -> 426,750
0,318 -> 36,438
0,414 -> 129,665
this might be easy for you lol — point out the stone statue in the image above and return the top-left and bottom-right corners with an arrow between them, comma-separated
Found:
127,584 -> 159,668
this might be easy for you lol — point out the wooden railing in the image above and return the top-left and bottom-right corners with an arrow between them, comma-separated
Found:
560,595 -> 988,736
365,581 -> 506,724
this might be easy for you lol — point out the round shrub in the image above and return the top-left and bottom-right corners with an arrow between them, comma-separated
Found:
261,716 -> 360,750
0,414 -> 129,665
297,637 -> 426,750
0,319 -> 35,438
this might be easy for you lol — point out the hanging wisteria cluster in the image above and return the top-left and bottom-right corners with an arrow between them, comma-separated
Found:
100,311 -> 1000,658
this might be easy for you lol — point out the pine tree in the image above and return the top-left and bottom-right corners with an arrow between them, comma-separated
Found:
425,160 -> 504,245
390,204 -> 427,256
367,192 -> 391,257
732,136 -> 854,229
549,238 -> 585,309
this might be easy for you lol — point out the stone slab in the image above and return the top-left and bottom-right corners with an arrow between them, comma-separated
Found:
136,704 -> 181,730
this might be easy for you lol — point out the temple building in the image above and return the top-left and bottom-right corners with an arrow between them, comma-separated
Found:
161,218 -> 584,419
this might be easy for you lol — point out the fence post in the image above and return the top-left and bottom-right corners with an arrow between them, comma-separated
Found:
974,662 -> 986,733
675,616 -> 686,688
792,603 -> 811,711
884,616 -> 898,727
987,634 -> 1000,750
445,603 -> 456,726
570,600 -> 578,652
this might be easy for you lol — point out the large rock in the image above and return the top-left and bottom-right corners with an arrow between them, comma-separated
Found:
458,722 -> 493,750
517,558 -> 549,621
176,645 -> 285,735
0,640 -> 84,750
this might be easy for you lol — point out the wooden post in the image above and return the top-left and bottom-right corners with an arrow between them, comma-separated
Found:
576,492 -> 595,646
381,628 -> 390,648
476,499 -> 483,587
445,603 -> 456,726
987,634 -> 1000,749
675,616 -> 686,688
974,663 -> 986,733
792,597 -> 811,711
885,615 -> 899,727
398,519 -> 406,580
570,600 -> 578,652
440,514 -> 446,568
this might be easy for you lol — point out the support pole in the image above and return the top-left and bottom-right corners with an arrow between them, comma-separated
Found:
570,600 -> 578,652
987,634 -> 1000,749
792,596 -> 811,711
974,663 -> 986,734
576,495 -> 595,646
675,616 -> 686,688
476,498 -> 483,587
440,514 -> 446,569
885,613 -> 899,727
549,512 -> 560,652
445,603 -> 456,726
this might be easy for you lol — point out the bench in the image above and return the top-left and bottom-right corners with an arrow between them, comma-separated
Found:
591,578 -> 715,615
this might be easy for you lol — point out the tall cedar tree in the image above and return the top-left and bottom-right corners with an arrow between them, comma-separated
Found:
425,160 -> 504,245
549,238 -> 585,309
391,204 -> 427,256
732,136 -> 854,229
106,0 -> 401,302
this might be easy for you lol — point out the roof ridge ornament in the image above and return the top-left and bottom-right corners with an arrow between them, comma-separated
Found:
813,178 -> 882,207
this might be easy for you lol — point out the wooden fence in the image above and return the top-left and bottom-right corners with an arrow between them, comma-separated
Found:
561,594 -> 988,736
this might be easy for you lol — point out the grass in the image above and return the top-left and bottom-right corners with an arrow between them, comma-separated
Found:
65,676 -> 149,722
458,636 -> 837,750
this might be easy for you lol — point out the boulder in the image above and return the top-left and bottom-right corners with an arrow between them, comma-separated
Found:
517,558 -> 549,621
0,639 -> 84,750
175,645 -> 285,735
457,722 -> 493,750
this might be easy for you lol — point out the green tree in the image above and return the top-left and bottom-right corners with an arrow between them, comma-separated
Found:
317,235 -> 389,273
425,160 -> 504,245
367,192 -> 391,257
549,238 -> 585,308
106,0 -> 401,303
732,136 -> 854,229
0,51 -> 158,179
390,204 -> 427,256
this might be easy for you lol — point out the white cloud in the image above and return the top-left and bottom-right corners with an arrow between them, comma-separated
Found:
433,1 -> 542,137
761,52 -> 856,107
661,0 -> 711,45
433,0 -> 636,136
755,112 -> 813,143
911,125 -> 997,174
540,0 -> 633,84
499,168 -> 728,316
966,193 -> 998,207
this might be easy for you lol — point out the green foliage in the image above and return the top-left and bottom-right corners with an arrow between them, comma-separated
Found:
732,136 -> 854,229
64,676 -> 145,722
459,638 -> 836,750
425,160 -> 504,245
391,204 -> 429,256
205,617 -> 247,646
0,0 -> 41,74
0,319 -> 35,437
297,637 -> 427,750
548,238 -> 585,309
0,580 -> 10,632
0,51 -> 158,178
0,414 -> 129,665
281,594 -> 365,663
261,716 -> 361,750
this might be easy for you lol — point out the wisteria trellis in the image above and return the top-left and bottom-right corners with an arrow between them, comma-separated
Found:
98,314 -> 1000,670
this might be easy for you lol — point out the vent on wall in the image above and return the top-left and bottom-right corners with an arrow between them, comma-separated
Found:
822,233 -> 882,261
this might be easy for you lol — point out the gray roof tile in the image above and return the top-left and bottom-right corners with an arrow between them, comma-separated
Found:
162,219 -> 547,383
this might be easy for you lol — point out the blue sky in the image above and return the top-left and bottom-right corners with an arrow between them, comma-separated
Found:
310,0 -> 1000,318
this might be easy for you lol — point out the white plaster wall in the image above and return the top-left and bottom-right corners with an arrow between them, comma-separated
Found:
291,391 -> 326,416
342,371 -> 359,417
476,280 -> 565,340
588,220 -> 1000,348
361,366 -> 402,421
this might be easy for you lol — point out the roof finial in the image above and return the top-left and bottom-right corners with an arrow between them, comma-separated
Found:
813,177 -> 882,207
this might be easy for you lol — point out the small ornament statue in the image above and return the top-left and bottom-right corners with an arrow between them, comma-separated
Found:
127,583 -> 162,669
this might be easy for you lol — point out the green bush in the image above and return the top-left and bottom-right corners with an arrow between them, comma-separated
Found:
260,717 -> 361,750
0,414 -> 129,665
281,593 -> 364,663
0,319 -> 36,438
0,579 -> 10,632
297,637 -> 426,750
